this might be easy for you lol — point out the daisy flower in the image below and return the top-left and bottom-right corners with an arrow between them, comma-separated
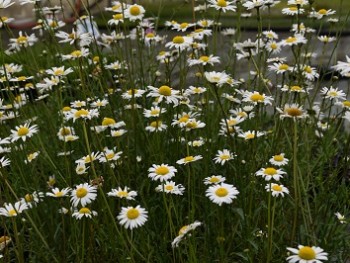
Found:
238,130 -> 265,140
108,13 -> 124,26
165,35 -> 193,51
208,0 -> 236,12
255,167 -> 286,181
46,187 -> 71,198
25,151 -> 40,163
287,0 -> 309,6
317,35 -> 336,44
123,4 -> 145,21
176,155 -> 203,165
8,31 -> 38,50
213,149 -> 235,165
107,186 -> 138,200
117,205 -> 148,230
204,71 -> 230,87
277,103 -> 308,120
75,152 -> 101,165
172,221 -> 202,248
309,8 -> 336,19
10,122 -> 39,142
148,164 -> 177,182
70,183 -> 97,207
265,183 -> 289,197
188,138 -> 205,147
281,34 -> 307,46
268,62 -> 291,74
203,175 -> 226,185
147,85 -> 181,105
332,55 -> 350,76
282,6 -> 304,16
286,245 -> 328,262
188,55 -> 220,67
72,207 -> 98,220
121,88 -> 146,100
206,183 -> 239,206
242,91 -> 273,105
143,106 -> 165,118
65,108 -> 99,122
145,120 -> 168,132
155,181 -> 185,195
320,86 -> 346,102
0,201 -> 28,217
269,153 -> 289,166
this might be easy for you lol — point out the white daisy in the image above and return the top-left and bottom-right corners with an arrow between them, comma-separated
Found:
148,164 -> 177,182
176,155 -> 203,165
72,207 -> 98,220
203,175 -> 226,185
205,183 -> 239,206
107,186 -> 138,200
70,183 -> 97,207
286,245 -> 328,263
255,167 -> 286,181
0,201 -> 28,217
46,187 -> 71,198
213,149 -> 235,165
147,85 -> 181,105
155,181 -> 185,195
171,221 -> 202,248
265,183 -> 289,197
10,122 -> 39,142
269,153 -> 289,166
117,205 -> 148,230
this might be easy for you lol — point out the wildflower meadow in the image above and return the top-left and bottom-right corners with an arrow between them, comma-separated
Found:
0,0 -> 350,262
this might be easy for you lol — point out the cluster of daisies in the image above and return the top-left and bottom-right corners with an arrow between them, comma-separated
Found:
1,0 -> 350,261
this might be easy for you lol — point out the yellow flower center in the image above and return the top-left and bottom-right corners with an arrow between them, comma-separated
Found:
199,56 -> 209,62
76,187 -> 88,198
180,22 -> 188,29
200,20 -> 208,27
79,207 -> 91,214
150,109 -> 160,115
54,69 -> 64,76
227,119 -> 237,126
172,36 -> 184,44
165,185 -> 174,191
217,0 -> 227,7
112,4 -> 120,11
117,191 -> 128,197
60,127 -> 71,136
155,166 -> 169,175
265,167 -> 277,175
179,115 -> 190,123
286,107 -> 302,117
18,127 -> 29,136
289,6 -> 298,11
318,9 -> 327,15
186,121 -> 197,129
286,37 -> 297,43
272,185 -> 282,191
129,6 -> 141,16
8,209 -> 17,216
279,64 -> 289,70
250,93 -> 264,102
215,187 -> 228,197
71,50 -> 82,57
25,194 -> 33,202
220,154 -> 230,160
179,225 -> 188,235
209,177 -> 220,183
50,21 -> 58,28
74,109 -> 89,118
329,91 -> 338,97
342,101 -> 350,107
150,120 -> 162,128
158,85 -> 172,96
93,56 -> 100,63
298,246 -> 316,260
17,36 -> 27,44
68,33 -> 75,39
270,43 -> 277,49
246,133 -> 255,139
17,76 -> 27,81
273,155 -> 284,162
126,208 -> 140,219
55,191 -> 64,197
102,117 -> 116,126
62,106 -> 71,112
184,156 -> 195,162
195,28 -> 204,33
291,86 -> 302,91
1,17 -> 8,21
113,13 -> 123,20
146,33 -> 155,38
106,153 -> 115,160
127,89 -> 138,95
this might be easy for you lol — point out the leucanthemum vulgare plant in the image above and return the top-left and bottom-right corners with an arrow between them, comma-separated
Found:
1,0 -> 350,262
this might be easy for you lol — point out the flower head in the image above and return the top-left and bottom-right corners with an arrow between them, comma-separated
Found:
148,164 -> 177,182
117,205 -> 148,230
287,245 -> 328,263
206,183 -> 239,206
